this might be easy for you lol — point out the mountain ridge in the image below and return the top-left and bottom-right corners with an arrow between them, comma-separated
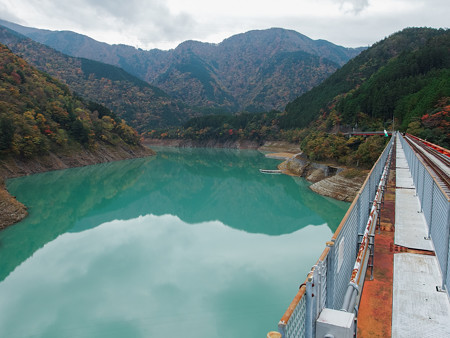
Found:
0,26 -> 195,130
0,19 -> 364,113
150,27 -> 449,151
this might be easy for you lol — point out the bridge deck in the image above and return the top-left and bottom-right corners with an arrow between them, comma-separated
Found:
392,253 -> 450,337
394,142 -> 433,251
392,137 -> 450,337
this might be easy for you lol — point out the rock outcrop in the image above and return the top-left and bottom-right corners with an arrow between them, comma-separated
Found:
0,181 -> 27,229
280,153 -> 368,202
309,174 -> 367,202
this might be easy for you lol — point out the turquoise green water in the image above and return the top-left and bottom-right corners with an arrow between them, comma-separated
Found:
0,147 -> 348,338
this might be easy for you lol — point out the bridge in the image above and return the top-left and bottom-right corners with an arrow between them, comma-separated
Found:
268,132 -> 450,337
344,130 -> 393,137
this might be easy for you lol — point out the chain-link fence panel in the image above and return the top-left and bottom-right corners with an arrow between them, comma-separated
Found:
283,295 -> 307,338
430,184 -> 450,289
421,171 -> 434,224
329,205 -> 359,310
399,134 -> 450,292
278,136 -> 394,337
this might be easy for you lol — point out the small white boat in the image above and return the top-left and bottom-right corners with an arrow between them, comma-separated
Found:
259,169 -> 282,174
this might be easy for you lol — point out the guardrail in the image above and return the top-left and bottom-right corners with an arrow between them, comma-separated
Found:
341,146 -> 392,314
399,134 -> 450,293
276,134 -> 395,338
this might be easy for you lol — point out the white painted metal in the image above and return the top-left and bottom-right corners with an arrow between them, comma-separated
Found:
392,253 -> 450,337
316,308 -> 354,338
395,188 -> 434,251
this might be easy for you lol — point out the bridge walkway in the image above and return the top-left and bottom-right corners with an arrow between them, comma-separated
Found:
391,136 -> 450,337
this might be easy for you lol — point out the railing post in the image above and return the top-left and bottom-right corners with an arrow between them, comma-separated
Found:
420,166 -> 425,212
414,156 -> 419,194
326,240 -> 336,309
357,197 -> 361,234
426,182 -> 434,239
441,203 -> 450,292
305,277 -> 315,338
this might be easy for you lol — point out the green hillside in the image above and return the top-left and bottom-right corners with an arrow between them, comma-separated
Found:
281,28 -> 449,130
337,30 -> 449,139
0,43 -> 141,158
150,27 -> 449,165
0,20 -> 363,113
0,26 -> 194,131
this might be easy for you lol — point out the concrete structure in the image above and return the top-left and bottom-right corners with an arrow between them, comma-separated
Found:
391,140 -> 450,337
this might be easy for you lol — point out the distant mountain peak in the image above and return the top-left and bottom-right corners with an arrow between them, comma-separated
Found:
0,19 -> 365,120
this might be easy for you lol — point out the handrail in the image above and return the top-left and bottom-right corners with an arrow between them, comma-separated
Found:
406,133 -> 450,158
278,246 -> 330,331
341,145 -> 392,313
331,136 -> 392,241
278,283 -> 307,327
404,134 -> 450,200
276,135 -> 394,336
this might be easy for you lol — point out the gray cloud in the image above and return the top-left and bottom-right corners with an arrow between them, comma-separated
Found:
2,0 -> 197,48
81,0 -> 197,43
335,0 -> 369,14
0,3 -> 23,24
0,0 -> 448,50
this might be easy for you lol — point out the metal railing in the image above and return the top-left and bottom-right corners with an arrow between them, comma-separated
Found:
277,134 -> 395,338
399,134 -> 450,292
341,145 -> 392,313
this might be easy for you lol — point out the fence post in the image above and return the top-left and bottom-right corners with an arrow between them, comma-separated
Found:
357,197 -> 361,235
414,157 -> 419,194
426,182 -> 434,239
420,166 -> 426,212
326,240 -> 336,309
442,204 -> 450,291
305,277 -> 315,338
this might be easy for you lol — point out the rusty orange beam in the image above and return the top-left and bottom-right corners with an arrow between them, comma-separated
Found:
357,142 -> 397,337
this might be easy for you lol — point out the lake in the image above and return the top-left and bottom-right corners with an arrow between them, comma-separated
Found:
0,147 -> 348,338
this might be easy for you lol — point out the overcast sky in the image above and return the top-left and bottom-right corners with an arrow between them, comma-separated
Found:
0,0 -> 449,50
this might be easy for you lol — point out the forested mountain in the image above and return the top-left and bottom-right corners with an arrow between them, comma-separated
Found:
153,27 -> 449,161
0,20 -> 364,113
0,43 -> 144,158
0,26 -> 195,131
281,27 -> 450,137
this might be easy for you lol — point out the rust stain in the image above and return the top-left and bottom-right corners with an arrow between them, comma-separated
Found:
357,156 -> 396,338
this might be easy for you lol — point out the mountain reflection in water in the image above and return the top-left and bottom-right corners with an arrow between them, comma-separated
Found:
0,147 -> 349,337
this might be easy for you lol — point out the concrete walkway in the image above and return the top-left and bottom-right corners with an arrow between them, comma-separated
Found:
394,141 -> 433,251
392,138 -> 450,337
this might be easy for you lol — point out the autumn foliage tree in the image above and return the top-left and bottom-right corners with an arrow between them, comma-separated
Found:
0,43 -> 141,159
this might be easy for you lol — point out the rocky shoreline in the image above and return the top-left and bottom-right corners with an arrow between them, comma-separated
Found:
277,153 -> 368,202
147,138 -> 368,202
0,144 -> 154,229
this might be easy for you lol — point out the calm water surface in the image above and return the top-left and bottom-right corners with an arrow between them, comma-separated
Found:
1,147 -> 348,338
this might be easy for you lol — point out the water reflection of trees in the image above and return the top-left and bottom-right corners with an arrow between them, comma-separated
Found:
1,157 -> 153,281
1,148 -> 348,281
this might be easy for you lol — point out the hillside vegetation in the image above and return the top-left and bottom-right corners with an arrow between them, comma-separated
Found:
0,43 -> 144,159
281,28 -> 450,131
0,20 -> 363,113
149,27 -> 449,165
0,26 -> 194,131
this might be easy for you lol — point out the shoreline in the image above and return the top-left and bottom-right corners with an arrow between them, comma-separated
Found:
1,141 -> 367,230
143,138 -> 302,153
0,144 -> 154,229
276,152 -> 368,202
146,139 -> 368,202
